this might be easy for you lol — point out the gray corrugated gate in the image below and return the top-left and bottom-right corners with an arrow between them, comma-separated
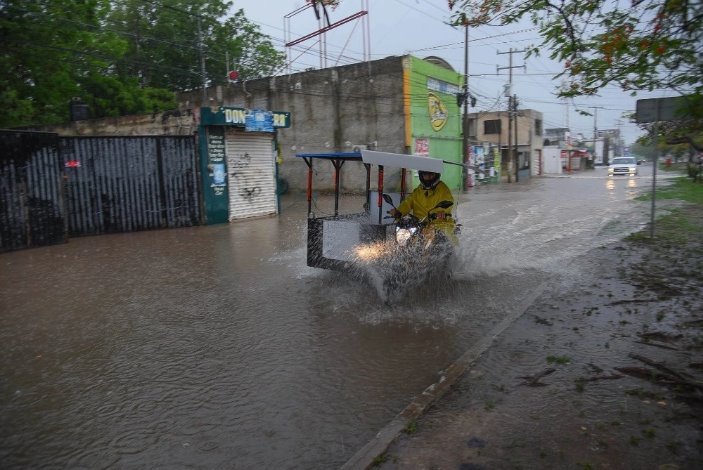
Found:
60,136 -> 201,236
0,130 -> 65,252
1,132 -> 201,252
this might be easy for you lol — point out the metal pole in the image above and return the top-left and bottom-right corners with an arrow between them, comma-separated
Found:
650,122 -> 658,238
589,106 -> 605,164
513,93 -> 519,182
509,49 -> 514,182
462,19 -> 469,190
377,165 -> 384,225
497,48 -> 525,182
507,95 -> 513,183
593,107 -> 598,163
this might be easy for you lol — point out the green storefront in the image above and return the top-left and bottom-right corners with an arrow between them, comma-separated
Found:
199,106 -> 291,224
403,56 -> 464,191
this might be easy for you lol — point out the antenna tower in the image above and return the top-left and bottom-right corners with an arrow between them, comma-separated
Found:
284,0 -> 370,72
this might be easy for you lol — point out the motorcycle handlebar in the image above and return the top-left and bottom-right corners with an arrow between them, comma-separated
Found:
385,212 -> 452,223
428,212 -> 451,220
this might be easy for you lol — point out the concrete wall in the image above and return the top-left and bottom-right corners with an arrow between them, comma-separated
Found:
180,56 -> 408,193
542,147 -> 564,174
32,109 -> 198,137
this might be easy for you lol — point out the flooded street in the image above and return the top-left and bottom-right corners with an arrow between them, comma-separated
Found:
1,166 -> 671,469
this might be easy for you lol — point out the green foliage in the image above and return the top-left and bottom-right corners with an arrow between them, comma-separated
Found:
629,177 -> 703,243
637,177 -> 703,204
451,0 -> 703,131
105,0 -> 284,91
402,420 -> 418,434
0,89 -> 35,127
546,355 -> 571,365
371,453 -> 388,466
0,0 -> 283,127
453,1 -> 702,95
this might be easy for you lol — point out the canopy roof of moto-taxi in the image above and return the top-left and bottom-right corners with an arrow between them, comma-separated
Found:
294,150 -> 444,172
295,150 -> 446,217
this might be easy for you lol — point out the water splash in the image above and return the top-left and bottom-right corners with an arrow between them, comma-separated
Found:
348,238 -> 458,304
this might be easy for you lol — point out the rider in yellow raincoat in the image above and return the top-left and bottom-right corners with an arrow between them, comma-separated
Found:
388,171 -> 458,244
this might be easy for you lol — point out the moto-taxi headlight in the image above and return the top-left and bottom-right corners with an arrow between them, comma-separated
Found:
395,227 -> 416,246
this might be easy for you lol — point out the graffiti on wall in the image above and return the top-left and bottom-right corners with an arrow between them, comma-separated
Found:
229,152 -> 262,203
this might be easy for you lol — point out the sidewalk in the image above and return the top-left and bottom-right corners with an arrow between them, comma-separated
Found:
344,205 -> 703,469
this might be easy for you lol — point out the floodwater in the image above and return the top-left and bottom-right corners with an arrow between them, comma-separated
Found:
1,165 -> 672,469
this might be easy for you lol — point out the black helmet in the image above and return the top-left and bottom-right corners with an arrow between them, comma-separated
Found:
418,171 -> 440,189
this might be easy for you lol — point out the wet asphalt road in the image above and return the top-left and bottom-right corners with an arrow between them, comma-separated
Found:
0,164 -> 671,469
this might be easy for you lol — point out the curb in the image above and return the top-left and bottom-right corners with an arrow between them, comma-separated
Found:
340,283 -> 550,470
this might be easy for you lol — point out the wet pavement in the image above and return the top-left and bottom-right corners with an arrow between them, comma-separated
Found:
373,202 -> 703,470
0,166 -> 672,469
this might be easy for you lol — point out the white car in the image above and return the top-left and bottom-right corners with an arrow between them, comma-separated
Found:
608,157 -> 638,176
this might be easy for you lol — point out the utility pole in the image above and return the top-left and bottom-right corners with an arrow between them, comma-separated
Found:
497,48 -> 526,182
461,14 -> 470,191
512,94 -> 519,181
589,106 -> 605,165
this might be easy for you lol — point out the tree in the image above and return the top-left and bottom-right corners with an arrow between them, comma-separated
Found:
1,0 -> 103,126
210,9 -> 286,84
0,0 -> 284,127
450,0 -> 703,122
106,0 -> 285,91
0,0 -> 175,126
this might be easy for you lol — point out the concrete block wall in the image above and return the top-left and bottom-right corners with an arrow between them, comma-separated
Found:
33,109 -> 198,137
180,57 -> 408,193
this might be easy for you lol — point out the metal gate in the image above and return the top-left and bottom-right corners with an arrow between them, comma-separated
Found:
225,130 -> 277,220
1,133 -> 202,252
0,130 -> 66,252
60,136 -> 201,236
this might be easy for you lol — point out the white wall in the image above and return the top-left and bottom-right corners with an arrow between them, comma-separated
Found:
542,147 -> 563,174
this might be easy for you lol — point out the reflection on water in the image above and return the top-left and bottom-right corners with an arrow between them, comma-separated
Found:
0,174 -> 663,469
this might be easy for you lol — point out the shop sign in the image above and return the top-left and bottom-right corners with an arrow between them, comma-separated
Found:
201,106 -> 291,129
427,78 -> 460,95
245,110 -> 274,132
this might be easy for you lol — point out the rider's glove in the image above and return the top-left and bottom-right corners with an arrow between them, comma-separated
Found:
388,208 -> 401,218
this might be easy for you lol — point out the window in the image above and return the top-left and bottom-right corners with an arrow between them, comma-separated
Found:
484,119 -> 501,135
535,119 -> 543,136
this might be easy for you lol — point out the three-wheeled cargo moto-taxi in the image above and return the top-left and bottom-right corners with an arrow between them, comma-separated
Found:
296,150 -> 456,298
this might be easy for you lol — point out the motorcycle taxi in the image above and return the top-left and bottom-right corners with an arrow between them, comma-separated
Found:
296,149 -> 460,300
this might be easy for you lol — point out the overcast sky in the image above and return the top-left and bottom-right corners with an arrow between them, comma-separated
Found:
230,0 -> 676,145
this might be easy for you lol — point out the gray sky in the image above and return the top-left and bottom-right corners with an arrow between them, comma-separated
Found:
230,0 -> 676,145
